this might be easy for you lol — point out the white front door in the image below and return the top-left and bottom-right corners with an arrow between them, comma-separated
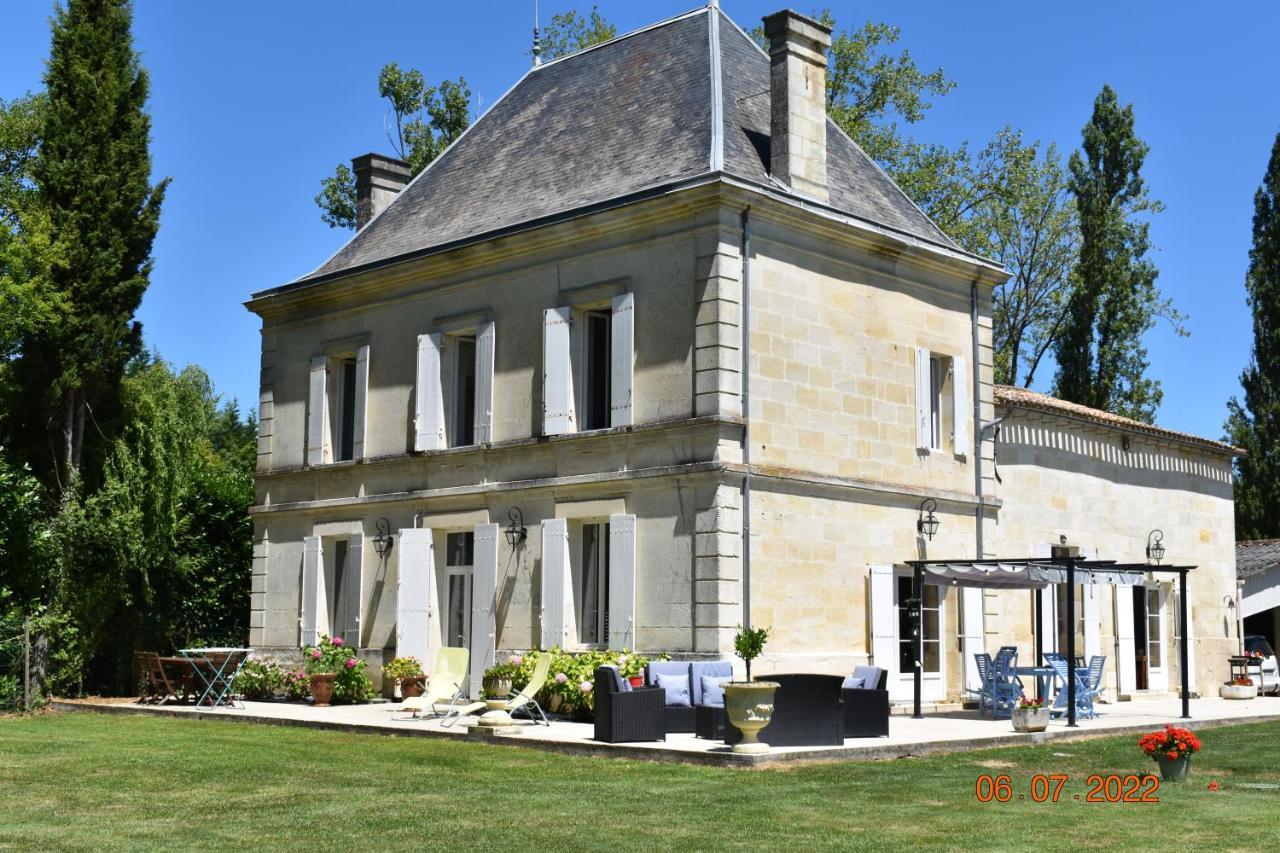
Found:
442,532 -> 474,650
896,573 -> 945,702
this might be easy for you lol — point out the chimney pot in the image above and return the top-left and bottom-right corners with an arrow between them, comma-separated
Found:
762,9 -> 832,202
352,153 -> 411,229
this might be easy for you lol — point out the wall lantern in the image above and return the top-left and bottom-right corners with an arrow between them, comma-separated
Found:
1145,529 -> 1165,564
372,517 -> 394,559
505,507 -> 528,550
917,498 -> 940,541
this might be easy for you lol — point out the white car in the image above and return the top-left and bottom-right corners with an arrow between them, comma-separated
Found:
1243,636 -> 1280,695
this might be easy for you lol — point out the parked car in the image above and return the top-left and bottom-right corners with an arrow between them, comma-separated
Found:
1243,636 -> 1280,695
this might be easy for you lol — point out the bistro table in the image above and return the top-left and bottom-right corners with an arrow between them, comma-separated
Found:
1228,655 -> 1265,690
178,647 -> 251,708
1011,666 -> 1057,703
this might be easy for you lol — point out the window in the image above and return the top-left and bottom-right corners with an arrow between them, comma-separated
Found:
928,355 -> 943,451
575,522 -> 610,645
335,358 -> 358,461
444,532 -> 474,649
897,577 -> 940,675
452,336 -> 476,448
1145,587 -> 1163,670
323,536 -> 360,645
583,310 -> 612,431
307,345 -> 368,465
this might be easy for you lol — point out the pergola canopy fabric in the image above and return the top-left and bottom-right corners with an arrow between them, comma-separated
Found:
919,562 -> 1146,589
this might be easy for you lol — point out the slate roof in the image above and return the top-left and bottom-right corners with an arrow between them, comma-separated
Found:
283,5 -> 968,292
994,385 -> 1244,457
1238,540 -> 1280,579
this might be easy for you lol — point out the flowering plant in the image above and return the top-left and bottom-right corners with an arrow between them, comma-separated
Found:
1138,725 -> 1201,761
502,648 -> 669,719
1230,675 -> 1254,687
616,652 -> 651,680
1016,693 -> 1043,711
484,660 -> 520,680
383,656 -> 424,681
282,669 -> 311,701
302,635 -> 373,703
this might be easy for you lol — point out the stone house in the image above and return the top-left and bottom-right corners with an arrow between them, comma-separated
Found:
245,4 -> 1240,702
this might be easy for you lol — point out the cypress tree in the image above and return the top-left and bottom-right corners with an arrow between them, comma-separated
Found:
9,0 -> 168,491
1227,132 -> 1280,539
1053,86 -> 1170,422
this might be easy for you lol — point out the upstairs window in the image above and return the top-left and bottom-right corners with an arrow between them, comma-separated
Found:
414,321 -> 495,451
583,310 -> 612,431
307,345 -> 369,466
336,358 -> 358,461
928,355 -> 943,452
542,291 -> 634,435
914,348 -> 970,457
452,335 -> 477,448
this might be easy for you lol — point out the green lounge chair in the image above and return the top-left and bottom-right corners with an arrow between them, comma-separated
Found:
399,647 -> 470,720
440,653 -> 553,728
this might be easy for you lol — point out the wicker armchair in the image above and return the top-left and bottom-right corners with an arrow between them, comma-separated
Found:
593,666 -> 665,743
842,665 -> 890,738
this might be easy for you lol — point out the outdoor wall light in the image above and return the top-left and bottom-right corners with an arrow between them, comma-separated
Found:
505,507 -> 528,550
372,517 -> 394,559
1145,529 -> 1165,564
917,498 -> 940,541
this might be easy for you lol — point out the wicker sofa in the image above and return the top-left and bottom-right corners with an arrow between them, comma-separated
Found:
645,660 -> 734,735
724,673 -> 845,747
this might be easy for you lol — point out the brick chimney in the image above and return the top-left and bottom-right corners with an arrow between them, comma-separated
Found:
762,10 -> 832,202
352,153 -> 411,229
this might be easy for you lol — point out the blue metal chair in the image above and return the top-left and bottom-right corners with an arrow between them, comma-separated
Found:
971,653 -> 995,716
1045,653 -> 1100,719
989,647 -> 1022,719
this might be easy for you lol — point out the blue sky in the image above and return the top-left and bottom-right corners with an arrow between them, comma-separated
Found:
2,1 -> 1277,441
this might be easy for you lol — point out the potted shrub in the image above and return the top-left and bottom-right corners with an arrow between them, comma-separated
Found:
1220,675 -> 1258,700
383,657 -> 426,698
722,626 -> 778,754
483,659 -> 519,699
1139,724 -> 1201,782
303,635 -> 372,706
1011,694 -> 1049,733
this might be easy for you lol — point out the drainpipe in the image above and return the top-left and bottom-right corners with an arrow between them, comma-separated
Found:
971,281 -> 983,559
740,207 -> 752,630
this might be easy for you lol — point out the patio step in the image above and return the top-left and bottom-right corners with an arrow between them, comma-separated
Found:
1116,690 -> 1180,703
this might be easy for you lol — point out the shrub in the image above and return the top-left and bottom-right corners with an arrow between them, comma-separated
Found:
282,668 -> 310,701
733,626 -> 769,681
383,656 -> 423,681
506,648 -> 666,720
236,659 -> 284,701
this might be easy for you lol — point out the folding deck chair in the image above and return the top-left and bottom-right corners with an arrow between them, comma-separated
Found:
440,653 -> 553,728
399,647 -> 470,720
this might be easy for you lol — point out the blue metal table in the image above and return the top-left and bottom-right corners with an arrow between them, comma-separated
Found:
179,647 -> 251,708
1011,666 -> 1057,703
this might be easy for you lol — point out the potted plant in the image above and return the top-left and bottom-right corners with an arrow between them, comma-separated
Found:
722,626 -> 778,754
483,660 -> 519,699
618,651 -> 650,688
303,635 -> 370,706
1220,675 -> 1258,700
1011,694 -> 1049,733
383,656 -> 426,698
1138,724 -> 1201,782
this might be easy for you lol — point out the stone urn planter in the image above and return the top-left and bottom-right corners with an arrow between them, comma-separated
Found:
1156,753 -> 1193,782
723,681 -> 780,754
310,673 -> 336,707
1011,706 -> 1050,733
1220,683 -> 1257,700
483,676 -> 512,699
400,675 -> 426,699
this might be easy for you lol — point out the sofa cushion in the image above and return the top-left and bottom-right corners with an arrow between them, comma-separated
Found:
700,675 -> 731,707
601,665 -> 628,693
841,675 -> 866,689
690,660 -> 733,705
850,665 -> 886,691
646,661 -> 690,691
655,672 -> 692,707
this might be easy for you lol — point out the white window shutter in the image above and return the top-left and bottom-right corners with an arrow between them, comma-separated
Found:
1174,586 -> 1196,695
1039,586 -> 1057,654
960,587 -> 984,693
869,564 -> 898,697
540,518 -> 569,649
396,528 -> 436,668
352,345 -> 370,460
470,523 -> 500,697
345,533 -> 364,646
1114,585 -> 1137,694
307,356 -> 328,465
952,354 -> 969,457
415,333 -> 446,451
914,347 -> 931,451
542,307 -> 575,435
610,292 -> 634,427
474,321 -> 496,445
301,536 -> 323,646
1083,583 -> 1101,662
607,514 -> 636,650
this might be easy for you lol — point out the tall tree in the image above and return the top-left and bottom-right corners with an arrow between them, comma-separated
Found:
538,5 -> 617,60
1226,132 -> 1280,539
1052,85 -> 1182,422
5,0 -> 168,492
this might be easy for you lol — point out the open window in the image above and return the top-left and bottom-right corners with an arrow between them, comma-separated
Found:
572,521 -> 610,645
415,320 -> 495,451
540,514 -> 636,650
543,291 -> 633,435
914,348 -> 969,456
300,532 -> 364,648
307,345 -> 369,465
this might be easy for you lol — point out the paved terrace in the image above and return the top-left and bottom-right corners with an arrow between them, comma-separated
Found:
53,694 -> 1280,767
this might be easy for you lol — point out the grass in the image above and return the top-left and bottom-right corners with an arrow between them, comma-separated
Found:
1,712 -> 1277,851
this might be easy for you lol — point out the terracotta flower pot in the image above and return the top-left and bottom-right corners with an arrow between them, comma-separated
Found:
1156,753 -> 1192,782
628,675 -> 645,689
723,681 -> 780,754
400,675 -> 426,699
310,673 -> 336,707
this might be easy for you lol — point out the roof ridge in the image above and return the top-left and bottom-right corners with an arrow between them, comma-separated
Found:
708,3 -> 723,171
532,4 -> 710,71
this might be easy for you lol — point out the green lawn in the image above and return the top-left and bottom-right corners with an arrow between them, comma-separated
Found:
1,712 -> 1277,851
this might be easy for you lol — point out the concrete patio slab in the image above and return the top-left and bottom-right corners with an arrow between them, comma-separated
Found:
51,695 -> 1280,767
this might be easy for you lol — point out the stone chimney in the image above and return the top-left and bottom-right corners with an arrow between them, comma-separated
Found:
352,153 -> 411,229
762,9 -> 832,202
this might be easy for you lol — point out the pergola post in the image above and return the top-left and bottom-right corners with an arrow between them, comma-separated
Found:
912,561 -> 923,720
1033,592 -> 1043,702
1179,568 -> 1190,719
1065,558 -> 1077,728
